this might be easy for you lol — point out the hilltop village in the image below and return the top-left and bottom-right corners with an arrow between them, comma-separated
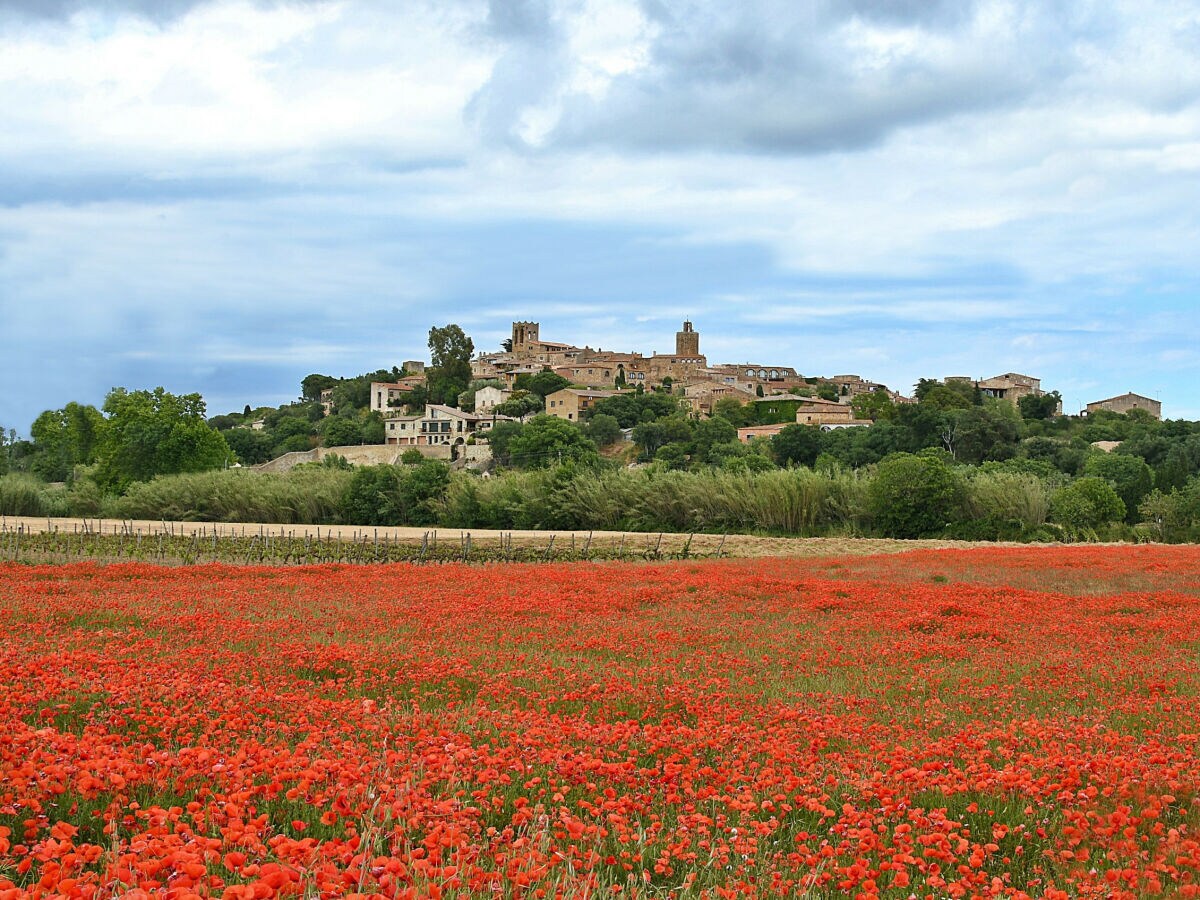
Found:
280,319 -> 1159,468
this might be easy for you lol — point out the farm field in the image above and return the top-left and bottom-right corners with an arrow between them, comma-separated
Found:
2,547 -> 1200,899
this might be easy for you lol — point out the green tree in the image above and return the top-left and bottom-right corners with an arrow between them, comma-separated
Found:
950,405 -> 1020,464
94,387 -> 230,491
1018,391 -> 1062,420
1050,477 -> 1126,534
29,402 -> 105,481
223,428 -> 274,466
301,373 -> 338,402
868,453 -> 966,538
712,397 -> 753,427
525,370 -> 570,399
427,325 -> 475,406
1084,452 -> 1154,522
772,424 -> 824,468
850,391 -> 896,422
691,416 -> 737,464
323,415 -> 364,448
815,382 -> 839,402
632,415 -> 693,460
585,413 -> 622,447
493,391 -> 545,419
506,416 -> 599,469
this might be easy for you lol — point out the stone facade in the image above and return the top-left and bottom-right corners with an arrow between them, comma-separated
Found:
1086,393 -> 1162,420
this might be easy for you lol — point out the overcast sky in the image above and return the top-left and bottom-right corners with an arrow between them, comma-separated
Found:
2,0 -> 1198,432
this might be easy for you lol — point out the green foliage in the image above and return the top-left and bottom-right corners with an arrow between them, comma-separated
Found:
109,467 -> 352,523
588,392 -> 679,428
850,391 -> 895,421
492,391 -> 544,419
223,428 -> 274,466
632,415 -> 693,460
815,382 -> 839,402
523,370 -> 571,398
712,397 -> 753,427
1018,391 -> 1062,420
505,416 -> 599,469
426,324 -> 475,406
301,373 -> 338,401
401,448 -> 425,465
868,453 -> 966,538
772,424 -> 823,468
1049,477 -> 1126,535
340,462 -> 452,526
94,387 -> 231,492
323,415 -> 365,448
1084,452 -> 1154,521
28,402 -> 105,482
0,473 -> 55,516
690,416 -> 737,464
920,384 -> 974,410
585,413 -> 622,447
948,405 -> 1020,464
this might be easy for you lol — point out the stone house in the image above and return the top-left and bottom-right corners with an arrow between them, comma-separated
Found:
384,405 -> 512,447
1086,393 -> 1162,420
544,388 -> 620,422
474,385 -> 511,414
369,381 -> 416,415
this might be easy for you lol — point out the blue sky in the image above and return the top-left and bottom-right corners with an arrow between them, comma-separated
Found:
1,0 -> 1199,433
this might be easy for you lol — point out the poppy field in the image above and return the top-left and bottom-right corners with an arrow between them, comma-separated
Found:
2,547 -> 1200,899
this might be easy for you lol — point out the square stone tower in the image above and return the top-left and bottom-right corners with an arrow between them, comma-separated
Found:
675,320 -> 700,357
512,321 -> 540,354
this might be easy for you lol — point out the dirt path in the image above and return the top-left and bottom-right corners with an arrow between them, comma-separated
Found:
0,515 -> 990,559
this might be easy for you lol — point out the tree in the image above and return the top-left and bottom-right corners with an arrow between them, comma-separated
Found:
712,396 -> 753,428
868,453 -> 966,538
340,461 -> 450,526
493,391 -> 544,419
690,416 -> 737,464
816,382 -> 839,402
94,387 -> 231,491
484,420 -> 525,465
427,325 -> 475,406
506,416 -> 599,469
1018,391 -> 1062,420
850,391 -> 895,422
772,424 -> 824,468
223,428 -> 274,466
323,415 -> 364,448
525,370 -> 570,399
1050,477 -> 1126,534
949,405 -> 1020,464
28,402 -> 105,481
301,374 -> 338,402
633,415 -> 693,460
585,413 -> 622,447
1085,452 -> 1154,522
921,384 -> 973,410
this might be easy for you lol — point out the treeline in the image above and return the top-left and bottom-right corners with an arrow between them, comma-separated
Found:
4,450 -> 1200,542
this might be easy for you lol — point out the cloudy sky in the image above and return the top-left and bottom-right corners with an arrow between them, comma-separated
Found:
2,0 -> 1198,432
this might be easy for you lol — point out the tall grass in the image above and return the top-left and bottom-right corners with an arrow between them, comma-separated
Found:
0,474 -> 57,517
108,467 -> 352,523
965,470 -> 1050,527
438,466 -> 872,535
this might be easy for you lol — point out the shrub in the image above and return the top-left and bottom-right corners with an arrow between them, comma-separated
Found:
1049,477 -> 1126,537
0,474 -> 52,516
868,453 -> 966,538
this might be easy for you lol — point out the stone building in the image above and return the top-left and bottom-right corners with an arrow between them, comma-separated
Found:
544,388 -> 620,422
1086,393 -> 1161,420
